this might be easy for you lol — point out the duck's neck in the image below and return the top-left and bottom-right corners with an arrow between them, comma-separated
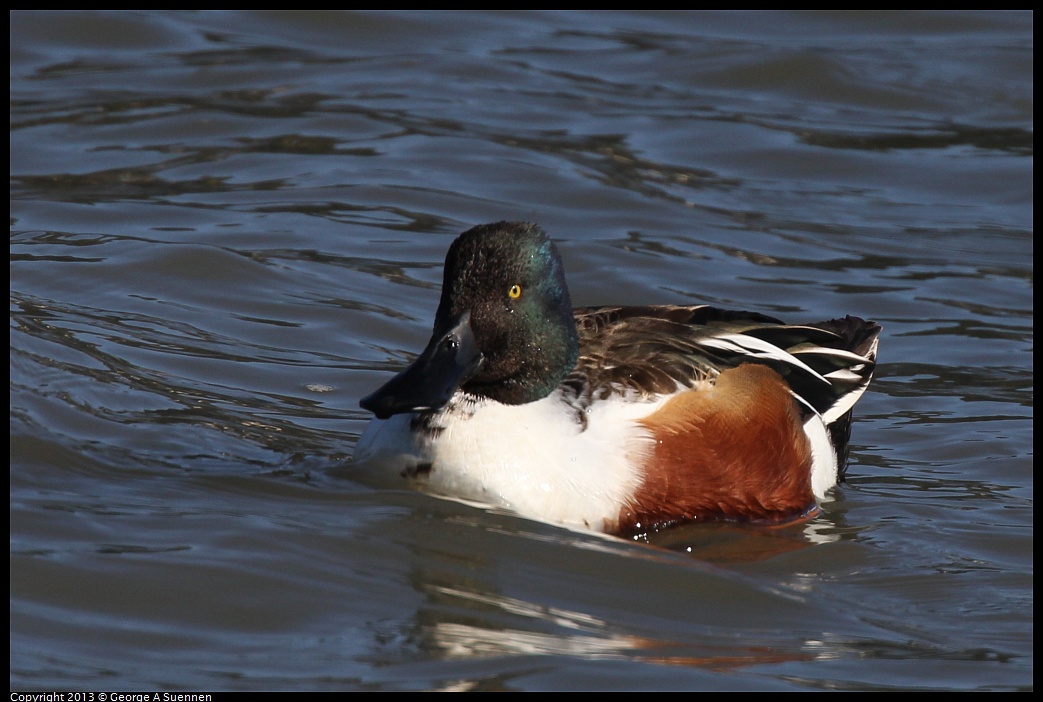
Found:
464,315 -> 578,406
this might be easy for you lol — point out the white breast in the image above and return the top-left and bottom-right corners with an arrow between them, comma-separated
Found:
354,389 -> 667,532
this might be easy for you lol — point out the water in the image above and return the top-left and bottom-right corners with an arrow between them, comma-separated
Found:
10,10 -> 1032,691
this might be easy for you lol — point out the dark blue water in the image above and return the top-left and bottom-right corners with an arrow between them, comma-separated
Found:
11,10 -> 1032,691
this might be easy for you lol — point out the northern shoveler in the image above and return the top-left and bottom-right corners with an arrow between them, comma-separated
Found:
355,221 -> 881,537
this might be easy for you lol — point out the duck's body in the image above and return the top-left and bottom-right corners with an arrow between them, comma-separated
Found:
356,222 -> 880,536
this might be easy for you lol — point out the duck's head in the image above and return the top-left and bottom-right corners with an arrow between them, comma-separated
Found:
360,222 -> 579,419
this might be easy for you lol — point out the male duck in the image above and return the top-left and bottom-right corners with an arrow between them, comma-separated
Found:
356,222 -> 880,537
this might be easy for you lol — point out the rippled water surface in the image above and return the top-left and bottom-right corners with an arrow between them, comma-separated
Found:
11,10 -> 1032,691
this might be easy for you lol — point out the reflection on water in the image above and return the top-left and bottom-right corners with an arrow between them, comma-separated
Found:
643,517 -> 844,562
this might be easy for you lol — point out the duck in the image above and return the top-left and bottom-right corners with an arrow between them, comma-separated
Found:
355,221 -> 880,537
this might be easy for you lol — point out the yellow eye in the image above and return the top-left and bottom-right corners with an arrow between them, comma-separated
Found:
508,284 -> 522,299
